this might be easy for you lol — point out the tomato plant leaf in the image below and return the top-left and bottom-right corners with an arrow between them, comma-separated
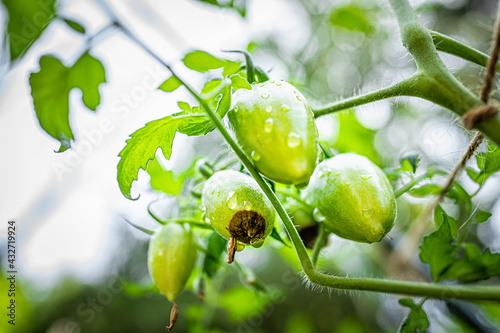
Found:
146,158 -> 185,196
202,232 -> 227,278
117,116 -> 186,200
420,213 -> 500,282
398,298 -> 429,333
1,0 -> 56,62
62,18 -> 86,34
183,50 -> 240,74
29,52 -> 106,151
229,74 -> 251,90
158,76 -> 182,92
408,184 -> 441,197
399,153 -> 420,173
270,227 -> 290,247
466,141 -> 500,185
475,209 -> 492,223
419,214 -> 455,281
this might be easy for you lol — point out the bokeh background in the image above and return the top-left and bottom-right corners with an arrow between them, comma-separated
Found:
1,0 -> 500,332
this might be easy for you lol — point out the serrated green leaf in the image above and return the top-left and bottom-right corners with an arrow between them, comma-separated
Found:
408,184 -> 441,197
420,213 -> 500,282
117,116 -> 186,200
475,210 -> 492,223
2,0 -> 56,62
146,158 -> 185,195
158,75 -> 182,92
330,5 -> 374,34
465,167 -> 481,184
398,299 -> 429,333
29,52 -> 106,151
202,232 -> 227,278
434,205 -> 457,236
419,215 -> 455,281
63,18 -> 86,34
447,183 -> 471,212
440,245 -> 500,282
229,74 -> 251,90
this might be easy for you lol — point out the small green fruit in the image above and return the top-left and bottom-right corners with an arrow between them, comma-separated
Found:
306,153 -> 396,243
201,170 -> 276,262
147,223 -> 197,302
227,80 -> 319,186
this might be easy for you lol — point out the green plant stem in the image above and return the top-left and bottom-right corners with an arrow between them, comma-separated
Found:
315,0 -> 500,146
100,0 -> 500,302
313,76 -> 417,118
429,30 -> 492,69
394,171 -> 434,198
310,223 -> 327,267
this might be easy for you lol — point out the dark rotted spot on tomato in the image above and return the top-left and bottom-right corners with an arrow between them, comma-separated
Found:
229,210 -> 266,244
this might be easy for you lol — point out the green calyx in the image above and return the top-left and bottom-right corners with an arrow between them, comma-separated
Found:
147,223 -> 197,302
306,153 -> 397,243
227,81 -> 319,186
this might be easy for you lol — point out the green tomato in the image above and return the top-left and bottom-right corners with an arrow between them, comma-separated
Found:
201,170 -> 276,262
147,223 -> 197,302
306,153 -> 396,243
227,80 -> 319,186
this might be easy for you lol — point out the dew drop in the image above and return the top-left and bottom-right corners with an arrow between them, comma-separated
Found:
296,95 -> 303,101
276,82 -> 282,86
204,217 -> 211,223
261,93 -> 270,99
281,104 -> 289,112
294,90 -> 299,94
313,208 -> 325,222
251,151 -> 261,161
258,83 -> 264,87
264,118 -> 274,132
234,106 -> 239,112
226,191 -> 238,209
244,201 -> 252,210
270,80 -> 275,83
360,175 -> 372,180
362,208 -> 373,218
265,105 -> 272,112
287,132 -> 302,148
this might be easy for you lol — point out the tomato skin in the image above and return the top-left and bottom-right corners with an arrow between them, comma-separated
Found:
147,223 -> 197,302
201,170 -> 275,247
305,153 -> 396,243
227,81 -> 319,186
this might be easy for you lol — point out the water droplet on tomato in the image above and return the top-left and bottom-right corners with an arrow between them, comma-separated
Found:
258,83 -> 264,87
265,105 -> 272,112
270,80 -> 275,83
281,104 -> 289,112
244,201 -> 252,210
296,95 -> 303,101
226,191 -> 238,209
360,175 -> 372,180
251,151 -> 261,161
264,118 -> 274,132
287,132 -> 301,148
261,93 -> 270,99
313,208 -> 325,222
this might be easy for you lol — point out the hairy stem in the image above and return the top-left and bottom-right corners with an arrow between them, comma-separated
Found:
311,223 -> 327,267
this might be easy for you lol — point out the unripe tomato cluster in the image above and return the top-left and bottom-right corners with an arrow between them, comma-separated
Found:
146,78 -> 397,331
